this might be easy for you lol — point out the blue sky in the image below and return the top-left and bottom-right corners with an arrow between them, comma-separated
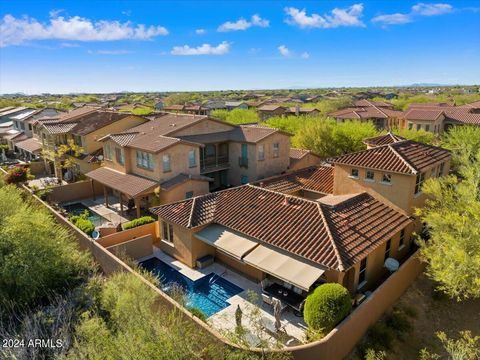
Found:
1,1 -> 479,94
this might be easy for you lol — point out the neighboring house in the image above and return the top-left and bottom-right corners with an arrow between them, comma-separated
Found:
257,105 -> 287,121
285,107 -> 320,116
404,109 -> 445,133
332,139 -> 451,218
362,132 -> 406,149
204,100 -> 226,111
225,101 -> 249,111
289,148 -> 322,171
154,101 -> 164,110
0,107 -> 33,123
38,109 -> 147,179
86,114 -> 292,214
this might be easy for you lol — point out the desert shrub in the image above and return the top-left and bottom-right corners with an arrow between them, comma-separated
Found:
0,185 -> 94,313
304,283 -> 352,332
384,308 -> 412,339
5,166 -> 32,184
122,215 -> 155,230
70,210 -> 95,236
187,306 -> 207,322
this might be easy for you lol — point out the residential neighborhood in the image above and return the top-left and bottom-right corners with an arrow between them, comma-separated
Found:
1,1 -> 479,360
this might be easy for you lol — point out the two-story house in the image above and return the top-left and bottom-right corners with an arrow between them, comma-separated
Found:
85,113 -> 291,216
38,108 -> 147,179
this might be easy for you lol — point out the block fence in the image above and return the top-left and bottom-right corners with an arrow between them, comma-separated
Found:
1,171 -> 425,360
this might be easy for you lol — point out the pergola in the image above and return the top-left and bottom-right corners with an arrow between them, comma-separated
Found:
86,167 -> 158,219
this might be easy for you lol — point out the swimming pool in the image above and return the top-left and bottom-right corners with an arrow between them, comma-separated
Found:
63,202 -> 107,227
140,257 -> 243,317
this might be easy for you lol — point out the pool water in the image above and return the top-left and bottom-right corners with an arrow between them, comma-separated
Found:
140,257 -> 243,317
63,202 -> 107,227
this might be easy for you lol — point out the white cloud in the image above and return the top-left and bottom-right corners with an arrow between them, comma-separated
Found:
301,52 -> 310,59
195,28 -> 206,35
278,45 -> 290,57
171,41 -> 230,55
49,9 -> 64,18
0,13 -> 168,47
218,14 -> 269,32
372,3 -> 453,25
372,13 -> 412,25
284,4 -> 365,29
88,49 -> 131,55
122,10 -> 132,16
59,42 -> 80,48
412,3 -> 453,15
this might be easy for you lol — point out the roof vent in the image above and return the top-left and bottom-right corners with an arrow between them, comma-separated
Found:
283,196 -> 290,206
259,182 -> 264,187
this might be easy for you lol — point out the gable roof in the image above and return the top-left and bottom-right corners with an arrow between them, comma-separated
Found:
404,109 -> 444,121
333,140 -> 450,175
150,185 -> 412,271
258,104 -> 287,112
363,132 -> 406,147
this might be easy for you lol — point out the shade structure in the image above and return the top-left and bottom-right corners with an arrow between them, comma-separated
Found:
195,224 -> 258,260
243,245 -> 325,291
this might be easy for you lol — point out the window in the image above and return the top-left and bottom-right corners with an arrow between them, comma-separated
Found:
20,122 -> 25,130
161,221 -> 174,243
415,172 -> 425,194
365,170 -> 374,181
185,191 -> 193,199
272,143 -> 279,158
384,239 -> 391,261
350,168 -> 359,178
359,258 -> 367,285
162,154 -> 171,173
104,143 -> 112,160
73,135 -> 83,147
408,123 -> 413,130
136,151 -> 154,170
188,149 -> 196,167
258,144 -> 265,161
115,147 -> 124,165
241,175 -> 249,184
425,125 -> 430,132
399,229 -> 406,248
416,124 -> 421,130
381,173 -> 392,184
438,162 -> 445,176
28,124 -> 32,131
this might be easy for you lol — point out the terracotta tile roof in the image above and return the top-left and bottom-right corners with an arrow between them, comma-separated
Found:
404,109 -> 444,121
255,166 -> 334,195
42,122 -> 78,134
258,105 -> 287,112
354,100 -> 393,108
289,148 -> 312,160
460,100 -> 480,109
163,105 -> 186,111
333,140 -> 450,175
329,106 -> 389,119
108,132 -> 140,146
178,125 -> 287,144
363,132 -> 406,147
443,109 -> 480,125
86,167 -> 158,198
408,102 -> 453,109
286,107 -> 319,114
160,173 -> 212,191
151,185 -> 412,270
124,113 -> 208,136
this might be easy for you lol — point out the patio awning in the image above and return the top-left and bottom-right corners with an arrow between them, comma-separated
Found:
243,245 -> 325,291
86,167 -> 158,198
15,137 -> 42,154
194,224 -> 258,260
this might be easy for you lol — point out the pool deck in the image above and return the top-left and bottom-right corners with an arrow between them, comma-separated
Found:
138,247 -> 308,347
62,196 -> 129,226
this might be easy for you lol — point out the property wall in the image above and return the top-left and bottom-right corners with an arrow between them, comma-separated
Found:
49,179 -> 104,203
97,222 -> 158,248
28,161 -> 48,176
106,234 -> 153,260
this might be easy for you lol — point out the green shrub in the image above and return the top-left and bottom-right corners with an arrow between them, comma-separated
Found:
187,307 -> 207,322
70,210 -> 95,236
304,283 -> 352,332
0,144 -> 9,152
385,307 -> 412,335
122,215 -> 155,230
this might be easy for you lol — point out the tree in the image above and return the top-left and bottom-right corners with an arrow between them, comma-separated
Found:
303,283 -> 352,333
211,108 -> 259,125
294,119 -> 379,157
419,331 -> 480,360
417,127 -> 480,300
392,127 -> 436,145
42,139 -> 84,181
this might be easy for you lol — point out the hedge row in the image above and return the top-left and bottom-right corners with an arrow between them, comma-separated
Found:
122,216 -> 155,230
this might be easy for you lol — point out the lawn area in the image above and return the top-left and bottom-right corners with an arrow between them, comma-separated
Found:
349,273 -> 480,359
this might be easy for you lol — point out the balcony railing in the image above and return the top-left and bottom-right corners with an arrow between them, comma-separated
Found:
200,155 -> 229,173
238,156 -> 248,169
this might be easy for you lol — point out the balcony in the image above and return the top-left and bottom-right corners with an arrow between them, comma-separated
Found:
238,156 -> 248,169
200,155 -> 230,174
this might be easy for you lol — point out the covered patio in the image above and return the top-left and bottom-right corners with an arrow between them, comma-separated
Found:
86,167 -> 158,219
194,224 -> 327,313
